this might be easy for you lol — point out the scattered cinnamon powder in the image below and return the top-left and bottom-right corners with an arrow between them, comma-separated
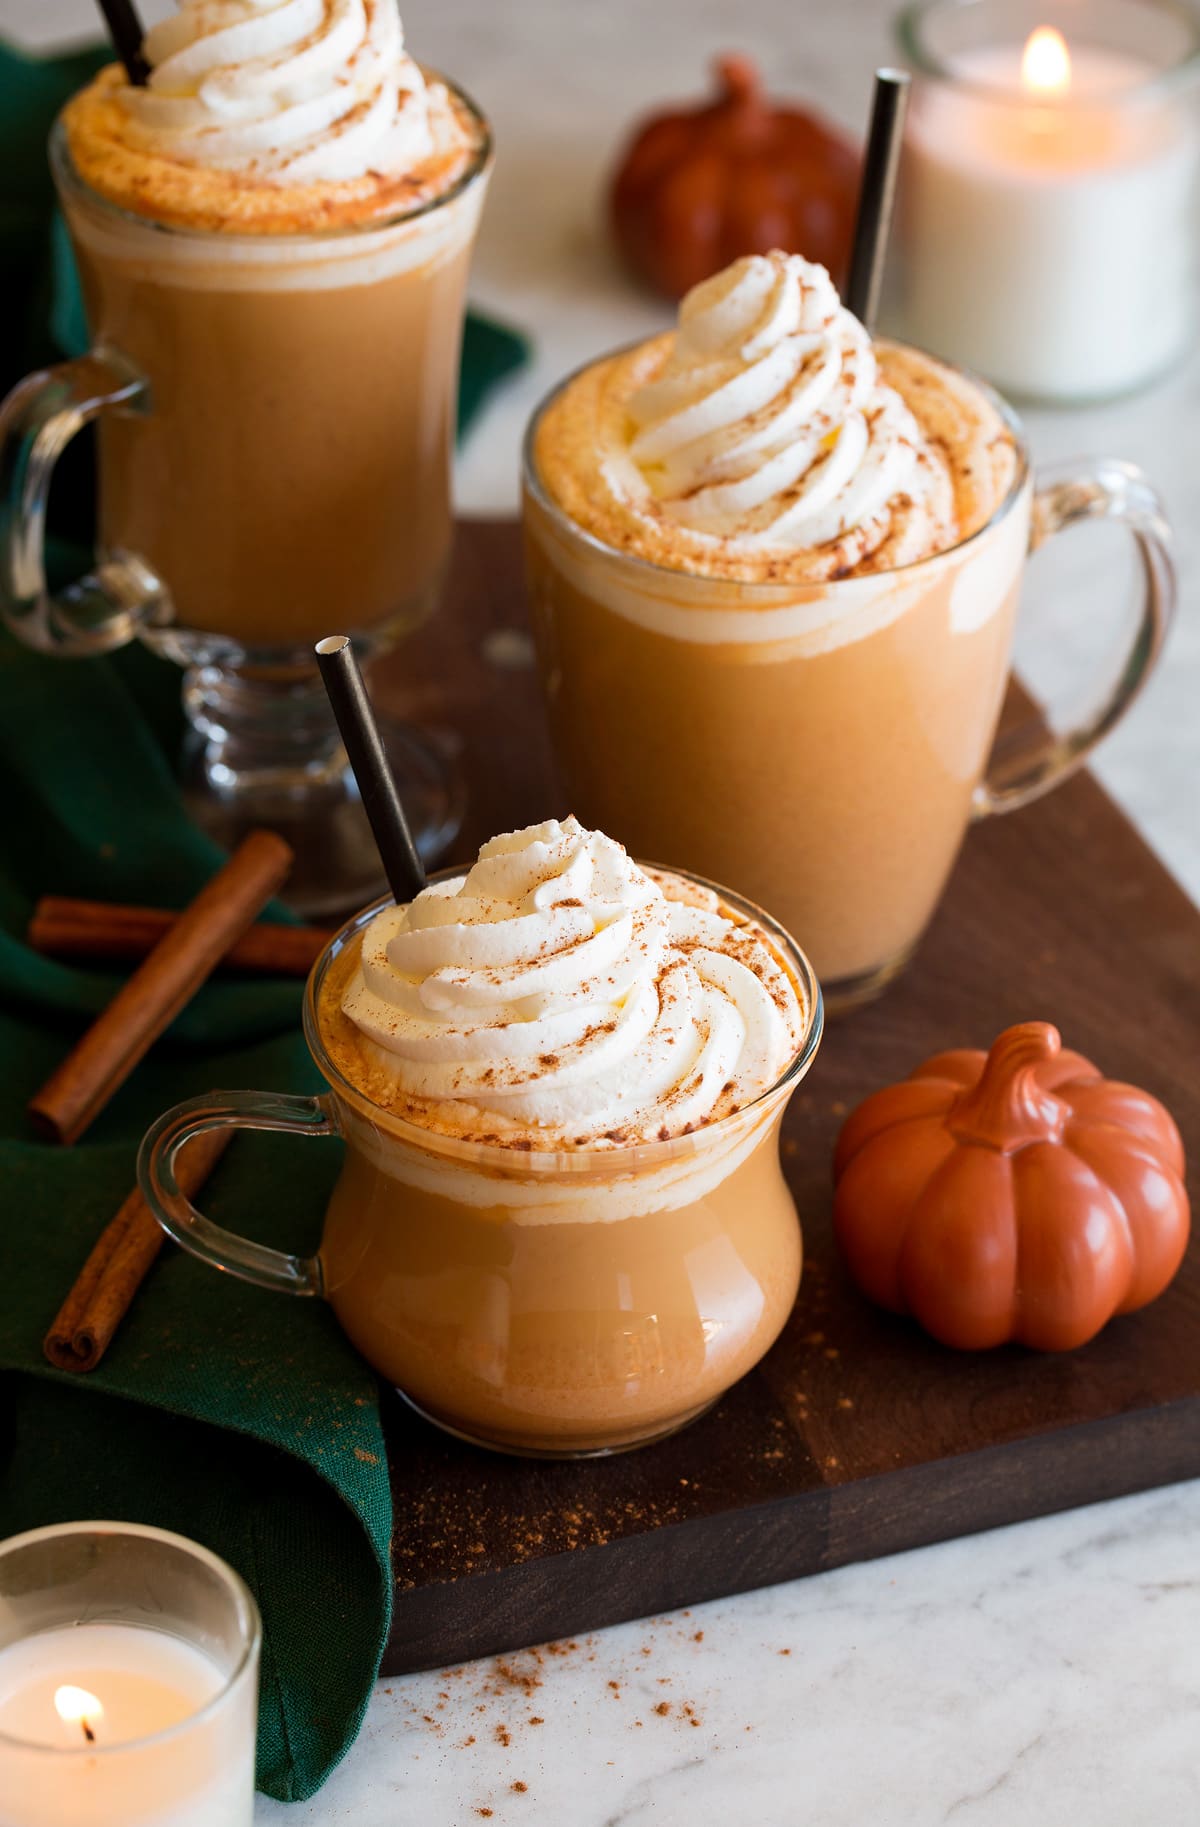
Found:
388,1617 -> 724,1758
495,1659 -> 542,1697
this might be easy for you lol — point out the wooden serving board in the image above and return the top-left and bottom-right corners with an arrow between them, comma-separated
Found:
372,519 -> 1200,1677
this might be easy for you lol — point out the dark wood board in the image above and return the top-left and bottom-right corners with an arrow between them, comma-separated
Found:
373,518 -> 1200,1677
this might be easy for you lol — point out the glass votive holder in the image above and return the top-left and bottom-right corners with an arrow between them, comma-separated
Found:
888,0 -> 1200,401
0,1522 -> 260,1827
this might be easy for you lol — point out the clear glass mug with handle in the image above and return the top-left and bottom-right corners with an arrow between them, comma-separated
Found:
136,877 -> 824,1460
522,353 -> 1175,1010
0,95 -> 491,915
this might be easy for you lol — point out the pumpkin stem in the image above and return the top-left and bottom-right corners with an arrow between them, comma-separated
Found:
714,53 -> 762,107
949,1022 -> 1070,1153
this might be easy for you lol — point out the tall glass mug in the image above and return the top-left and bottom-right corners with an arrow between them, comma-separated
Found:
522,354 -> 1175,1010
0,93 -> 491,914
137,877 -> 823,1459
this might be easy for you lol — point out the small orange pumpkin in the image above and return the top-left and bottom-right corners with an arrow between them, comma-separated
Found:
833,1022 -> 1190,1352
609,54 -> 861,301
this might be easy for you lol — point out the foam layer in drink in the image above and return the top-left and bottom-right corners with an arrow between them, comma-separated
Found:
525,441 -> 1029,659
327,1083 -> 790,1222
62,140 -> 487,292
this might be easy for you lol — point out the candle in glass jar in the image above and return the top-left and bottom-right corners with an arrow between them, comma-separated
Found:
895,21 -> 1200,400
0,1525 -> 259,1827
0,1625 -> 254,1827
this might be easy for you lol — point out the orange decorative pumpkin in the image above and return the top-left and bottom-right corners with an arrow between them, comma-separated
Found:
609,54 -> 861,300
834,1022 -> 1189,1352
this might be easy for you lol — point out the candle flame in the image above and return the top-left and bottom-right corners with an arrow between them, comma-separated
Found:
54,1685 -> 103,1742
1021,26 -> 1072,96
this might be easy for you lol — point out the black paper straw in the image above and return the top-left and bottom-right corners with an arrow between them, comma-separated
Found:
96,0 -> 150,85
845,68 -> 911,330
315,637 -> 427,905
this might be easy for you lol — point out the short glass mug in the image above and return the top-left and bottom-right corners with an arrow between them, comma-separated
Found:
0,90 -> 492,915
522,349 -> 1175,1011
137,875 -> 823,1459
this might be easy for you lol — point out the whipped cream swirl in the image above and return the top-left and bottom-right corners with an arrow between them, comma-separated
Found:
341,818 -> 806,1146
119,0 -> 460,183
625,252 -> 949,568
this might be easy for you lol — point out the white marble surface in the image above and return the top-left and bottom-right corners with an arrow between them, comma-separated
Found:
250,1482 -> 1200,1827
8,2 -> 1200,1820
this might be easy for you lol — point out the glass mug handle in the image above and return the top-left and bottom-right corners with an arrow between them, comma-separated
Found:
973,458 -> 1175,818
0,347 -> 168,656
137,1091 -> 338,1296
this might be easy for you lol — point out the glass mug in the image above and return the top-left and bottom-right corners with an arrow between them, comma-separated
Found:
522,352 -> 1175,1011
0,94 -> 492,915
137,875 -> 823,1459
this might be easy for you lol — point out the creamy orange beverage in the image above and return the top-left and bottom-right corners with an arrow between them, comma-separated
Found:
524,251 -> 1030,1006
313,818 -> 819,1453
141,816 -> 821,1456
57,0 -> 490,651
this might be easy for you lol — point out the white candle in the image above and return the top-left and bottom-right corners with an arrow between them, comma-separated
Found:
0,1626 -> 254,1827
893,23 -> 1200,400
0,1527 -> 259,1827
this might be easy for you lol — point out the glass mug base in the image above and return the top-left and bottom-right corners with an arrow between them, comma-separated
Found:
822,945 -> 917,1017
392,1385 -> 722,1460
181,664 -> 464,916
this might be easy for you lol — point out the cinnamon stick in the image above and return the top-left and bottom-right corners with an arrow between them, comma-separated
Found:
28,830 -> 293,1146
44,1129 -> 231,1373
30,897 -> 330,977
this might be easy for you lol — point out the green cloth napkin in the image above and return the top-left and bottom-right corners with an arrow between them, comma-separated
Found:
0,647 -> 390,1806
0,39 -> 526,1806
